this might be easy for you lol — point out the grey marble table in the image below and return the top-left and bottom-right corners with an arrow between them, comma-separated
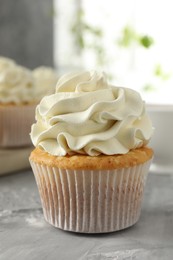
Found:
0,169 -> 173,260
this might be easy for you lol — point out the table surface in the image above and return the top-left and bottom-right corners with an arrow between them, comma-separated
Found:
0,169 -> 173,260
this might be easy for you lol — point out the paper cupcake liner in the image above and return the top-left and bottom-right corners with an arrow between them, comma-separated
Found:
30,159 -> 152,233
0,104 -> 36,148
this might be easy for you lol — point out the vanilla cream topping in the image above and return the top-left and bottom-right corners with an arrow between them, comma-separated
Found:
32,66 -> 58,97
0,57 -> 58,104
31,71 -> 153,156
0,57 -> 36,104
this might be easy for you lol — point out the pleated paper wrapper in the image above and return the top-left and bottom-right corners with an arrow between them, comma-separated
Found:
0,104 -> 36,148
30,159 -> 152,233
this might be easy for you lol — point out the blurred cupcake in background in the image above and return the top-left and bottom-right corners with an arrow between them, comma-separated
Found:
0,57 -> 58,148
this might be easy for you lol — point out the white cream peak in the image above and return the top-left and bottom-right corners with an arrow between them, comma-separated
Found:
31,70 -> 153,156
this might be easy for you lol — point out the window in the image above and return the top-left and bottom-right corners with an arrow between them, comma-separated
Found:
54,0 -> 173,104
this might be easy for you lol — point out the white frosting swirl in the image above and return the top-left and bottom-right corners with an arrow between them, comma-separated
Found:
32,66 -> 58,97
0,56 -> 15,71
0,57 -> 36,104
0,57 -> 58,104
31,71 -> 153,156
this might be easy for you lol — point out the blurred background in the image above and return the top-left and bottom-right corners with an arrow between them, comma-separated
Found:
0,0 -> 173,104
0,0 -> 53,68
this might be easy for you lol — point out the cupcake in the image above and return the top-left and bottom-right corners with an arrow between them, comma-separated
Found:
0,57 -> 58,148
29,71 -> 154,233
0,57 -> 36,147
